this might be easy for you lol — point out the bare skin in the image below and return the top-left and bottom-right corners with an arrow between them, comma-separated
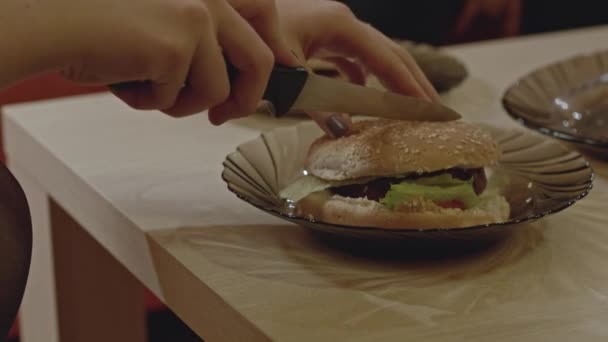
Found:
0,0 -> 438,137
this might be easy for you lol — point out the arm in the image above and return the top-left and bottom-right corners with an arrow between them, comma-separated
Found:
0,0 -> 437,138
0,0 -> 69,88
0,0 -> 298,118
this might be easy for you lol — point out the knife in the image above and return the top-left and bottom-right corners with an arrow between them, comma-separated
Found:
256,65 -> 461,121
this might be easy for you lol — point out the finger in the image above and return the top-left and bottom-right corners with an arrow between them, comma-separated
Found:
227,0 -> 299,67
325,20 -> 431,101
289,49 -> 353,138
366,27 -> 440,102
307,111 -> 352,138
162,40 -> 230,117
107,39 -> 191,111
308,58 -> 342,78
110,50 -> 190,111
208,5 -> 275,125
111,79 -> 185,111
320,56 -> 368,85
386,39 -> 440,102
503,0 -> 522,36
454,0 -> 479,37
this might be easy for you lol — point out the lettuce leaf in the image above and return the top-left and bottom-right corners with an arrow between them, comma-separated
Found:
280,172 -> 484,208
380,176 -> 479,209
279,174 -> 373,202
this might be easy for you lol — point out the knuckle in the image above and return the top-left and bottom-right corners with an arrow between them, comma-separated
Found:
253,48 -> 275,73
208,81 -> 231,106
156,41 -> 190,70
327,2 -> 355,20
177,1 -> 211,28
158,46 -> 188,76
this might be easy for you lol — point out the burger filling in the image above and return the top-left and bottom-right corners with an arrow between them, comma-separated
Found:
332,168 -> 486,210
280,168 -> 488,211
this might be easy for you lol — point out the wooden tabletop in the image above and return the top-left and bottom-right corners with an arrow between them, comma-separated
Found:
5,25 -> 608,341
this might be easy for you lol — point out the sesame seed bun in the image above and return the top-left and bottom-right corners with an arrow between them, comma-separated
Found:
298,191 -> 510,229
306,119 -> 500,181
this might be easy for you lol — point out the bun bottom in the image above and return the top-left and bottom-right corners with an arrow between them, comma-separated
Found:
297,191 -> 510,229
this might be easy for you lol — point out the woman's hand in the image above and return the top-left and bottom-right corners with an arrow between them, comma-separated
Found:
2,0 -> 439,138
68,0 -> 302,121
3,0 -> 298,121
274,0 -> 440,137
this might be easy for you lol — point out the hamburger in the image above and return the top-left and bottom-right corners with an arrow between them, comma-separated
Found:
280,119 -> 510,229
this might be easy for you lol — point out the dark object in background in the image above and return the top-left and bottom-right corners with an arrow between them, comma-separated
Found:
310,41 -> 469,93
338,0 -> 465,44
6,308 -> 204,342
400,41 -> 468,92
148,309 -> 203,342
0,163 -> 32,340
521,1 -> 608,34
340,0 -> 607,45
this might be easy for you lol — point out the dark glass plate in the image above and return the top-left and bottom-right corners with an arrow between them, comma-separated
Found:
222,121 -> 593,246
503,50 -> 608,155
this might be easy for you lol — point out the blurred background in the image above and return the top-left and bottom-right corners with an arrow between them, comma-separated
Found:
340,0 -> 608,44
2,1 -> 607,341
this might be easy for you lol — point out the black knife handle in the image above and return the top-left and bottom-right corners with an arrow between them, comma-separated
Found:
226,62 -> 309,117
263,65 -> 309,116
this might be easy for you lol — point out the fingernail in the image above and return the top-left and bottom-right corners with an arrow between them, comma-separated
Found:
325,114 -> 349,138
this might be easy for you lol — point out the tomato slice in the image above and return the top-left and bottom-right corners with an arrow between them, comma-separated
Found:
435,200 -> 465,209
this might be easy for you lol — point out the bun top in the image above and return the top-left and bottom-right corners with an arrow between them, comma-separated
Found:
306,119 -> 500,181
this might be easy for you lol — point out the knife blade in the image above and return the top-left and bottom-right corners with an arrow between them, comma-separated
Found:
260,65 -> 461,121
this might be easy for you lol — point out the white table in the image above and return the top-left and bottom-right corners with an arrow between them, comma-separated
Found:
5,26 -> 608,342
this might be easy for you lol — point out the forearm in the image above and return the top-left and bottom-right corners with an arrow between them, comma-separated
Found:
0,0 -> 69,88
